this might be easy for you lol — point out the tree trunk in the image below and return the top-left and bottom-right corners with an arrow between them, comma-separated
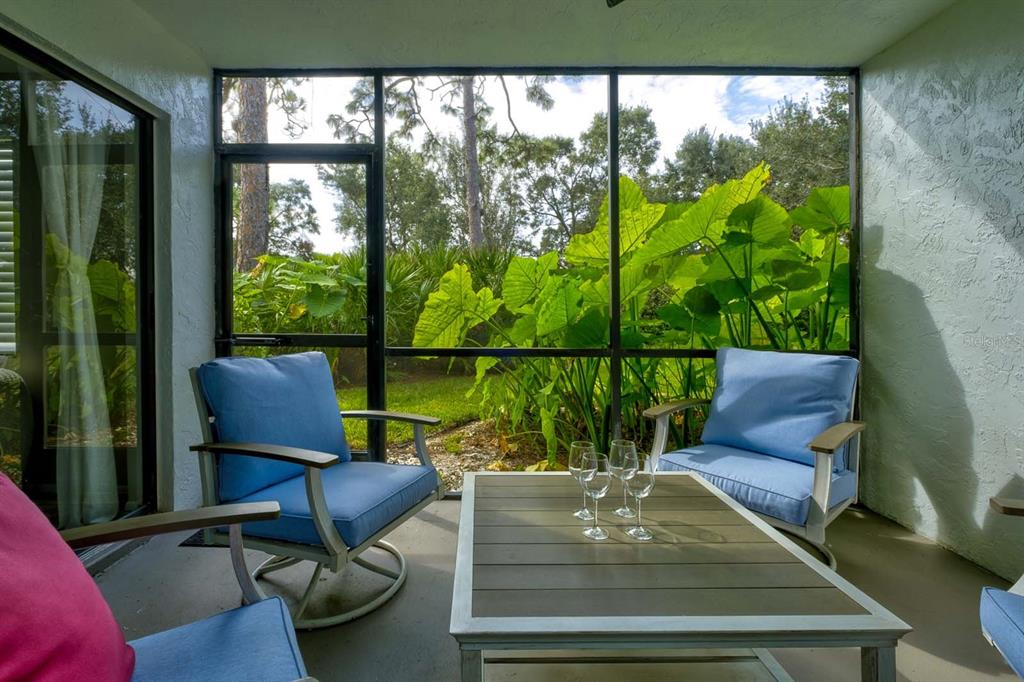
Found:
235,78 -> 270,271
461,76 -> 484,250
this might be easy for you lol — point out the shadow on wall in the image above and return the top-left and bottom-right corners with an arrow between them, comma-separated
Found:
860,225 -> 981,555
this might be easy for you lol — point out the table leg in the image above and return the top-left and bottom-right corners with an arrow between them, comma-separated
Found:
461,649 -> 483,682
861,645 -> 896,682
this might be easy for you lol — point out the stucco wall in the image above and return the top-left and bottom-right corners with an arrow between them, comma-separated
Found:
860,0 -> 1024,580
0,0 -> 213,509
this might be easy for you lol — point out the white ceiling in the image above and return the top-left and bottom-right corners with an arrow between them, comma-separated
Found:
132,0 -> 956,69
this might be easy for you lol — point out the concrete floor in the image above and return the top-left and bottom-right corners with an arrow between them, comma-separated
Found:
97,501 -> 1016,682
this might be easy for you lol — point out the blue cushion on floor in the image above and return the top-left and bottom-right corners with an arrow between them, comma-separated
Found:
130,596 -> 305,682
981,587 -> 1024,677
197,351 -> 352,501
701,348 -> 859,469
657,443 -> 857,526
237,461 -> 438,548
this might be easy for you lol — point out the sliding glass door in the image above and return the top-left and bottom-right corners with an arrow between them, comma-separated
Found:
0,32 -> 154,527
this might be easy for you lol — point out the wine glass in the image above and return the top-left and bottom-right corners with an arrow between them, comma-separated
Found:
625,469 -> 655,541
609,439 -> 639,518
582,454 -> 611,540
568,441 -> 596,520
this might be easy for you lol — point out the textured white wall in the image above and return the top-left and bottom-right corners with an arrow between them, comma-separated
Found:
0,0 -> 213,509
860,0 -> 1024,580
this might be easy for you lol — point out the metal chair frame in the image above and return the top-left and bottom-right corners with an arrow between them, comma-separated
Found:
645,376 -> 864,569
190,368 -> 444,629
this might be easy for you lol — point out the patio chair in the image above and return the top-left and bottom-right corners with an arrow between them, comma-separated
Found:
189,350 -> 444,629
981,497 -> 1024,678
0,472 -> 313,681
644,347 -> 863,567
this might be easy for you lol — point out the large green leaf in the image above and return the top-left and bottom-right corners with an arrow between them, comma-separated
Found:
632,163 -> 771,267
828,263 -> 851,305
535,277 -> 583,337
501,251 -> 558,312
508,314 -> 537,347
564,307 -> 608,347
656,302 -> 720,337
683,285 -> 721,318
412,264 -> 501,347
304,284 -> 346,318
726,195 -> 792,246
620,260 -> 656,304
764,259 -> 821,290
790,186 -> 850,233
565,177 -> 664,266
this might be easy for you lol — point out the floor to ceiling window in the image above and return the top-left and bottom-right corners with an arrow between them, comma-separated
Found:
0,29 -> 155,526
215,69 -> 855,492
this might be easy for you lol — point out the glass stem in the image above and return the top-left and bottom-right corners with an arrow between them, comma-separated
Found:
581,488 -> 588,513
623,483 -> 629,509
592,497 -> 599,531
636,497 -> 643,530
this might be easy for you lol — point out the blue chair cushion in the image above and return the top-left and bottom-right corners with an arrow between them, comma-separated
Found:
657,444 -> 857,526
981,587 -> 1024,677
237,461 -> 438,548
129,596 -> 305,682
197,351 -> 352,501
701,347 -> 860,468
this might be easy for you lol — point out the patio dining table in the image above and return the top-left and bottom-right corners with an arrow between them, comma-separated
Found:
450,471 -> 910,682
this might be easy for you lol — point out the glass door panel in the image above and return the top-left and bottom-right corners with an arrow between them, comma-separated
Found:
0,41 -> 150,527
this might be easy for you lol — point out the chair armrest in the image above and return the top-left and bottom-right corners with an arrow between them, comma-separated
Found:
60,502 -> 281,550
991,497 -> 1024,516
340,410 -> 441,426
808,421 -> 865,454
190,442 -> 339,469
642,398 -> 710,419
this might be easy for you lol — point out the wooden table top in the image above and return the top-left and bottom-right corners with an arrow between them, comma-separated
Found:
451,472 -> 910,647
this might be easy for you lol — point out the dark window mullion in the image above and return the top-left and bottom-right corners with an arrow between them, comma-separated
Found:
608,72 -> 622,442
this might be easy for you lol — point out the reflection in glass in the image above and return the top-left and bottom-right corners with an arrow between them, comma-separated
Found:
0,45 -> 143,527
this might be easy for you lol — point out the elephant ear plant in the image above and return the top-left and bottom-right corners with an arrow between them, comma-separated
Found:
412,163 -> 852,464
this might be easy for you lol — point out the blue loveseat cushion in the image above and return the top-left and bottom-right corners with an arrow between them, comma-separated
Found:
981,587 -> 1024,677
130,596 -> 305,682
197,351 -> 352,501
237,461 -> 438,548
701,348 -> 859,469
657,444 -> 857,526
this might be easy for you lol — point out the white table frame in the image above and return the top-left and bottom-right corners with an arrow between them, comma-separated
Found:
450,471 -> 910,682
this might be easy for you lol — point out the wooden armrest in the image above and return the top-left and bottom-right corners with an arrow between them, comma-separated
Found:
643,398 -> 710,419
809,421 -> 865,454
61,502 -> 280,549
340,409 -> 442,426
991,497 -> 1024,516
190,442 -> 339,469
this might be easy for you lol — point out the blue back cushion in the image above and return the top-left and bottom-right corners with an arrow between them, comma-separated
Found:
197,352 -> 351,501
700,348 -> 859,468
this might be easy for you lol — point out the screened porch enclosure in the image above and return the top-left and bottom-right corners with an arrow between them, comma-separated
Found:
216,70 -> 857,490
1,0 -> 1022,680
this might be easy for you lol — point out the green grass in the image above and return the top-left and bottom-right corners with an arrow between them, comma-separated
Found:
337,374 -> 479,449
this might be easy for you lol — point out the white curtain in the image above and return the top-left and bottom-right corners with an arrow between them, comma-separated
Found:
24,74 -> 118,528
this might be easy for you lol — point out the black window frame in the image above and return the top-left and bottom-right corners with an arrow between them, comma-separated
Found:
213,66 -> 861,475
0,26 -> 158,522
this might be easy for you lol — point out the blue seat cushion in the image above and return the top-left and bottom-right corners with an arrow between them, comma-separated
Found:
657,444 -> 857,526
130,596 -> 305,682
981,587 -> 1024,677
701,347 -> 859,469
237,461 -> 438,548
197,351 -> 352,501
